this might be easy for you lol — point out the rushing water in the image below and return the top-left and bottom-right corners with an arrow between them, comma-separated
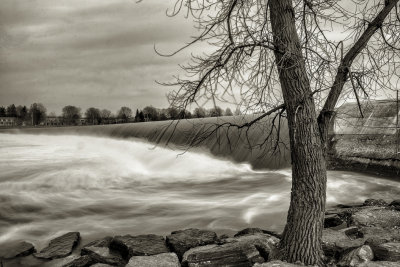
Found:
1,133 -> 400,249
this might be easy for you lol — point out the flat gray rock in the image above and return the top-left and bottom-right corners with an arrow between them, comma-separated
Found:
351,207 -> 400,228
337,245 -> 374,267
126,252 -> 180,267
322,228 -> 365,259
81,236 -> 125,266
61,255 -> 94,267
166,228 -> 217,259
34,232 -> 80,259
0,241 -> 35,259
373,242 -> 400,261
81,246 -> 125,266
110,234 -> 169,260
361,227 -> 400,247
182,233 -> 279,267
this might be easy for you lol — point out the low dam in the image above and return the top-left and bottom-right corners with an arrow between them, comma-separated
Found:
329,100 -> 400,177
2,100 -> 399,175
1,115 -> 291,169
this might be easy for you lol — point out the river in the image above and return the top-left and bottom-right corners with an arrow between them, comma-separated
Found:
1,133 -> 399,249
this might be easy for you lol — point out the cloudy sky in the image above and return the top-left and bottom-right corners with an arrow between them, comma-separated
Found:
0,0 -> 198,114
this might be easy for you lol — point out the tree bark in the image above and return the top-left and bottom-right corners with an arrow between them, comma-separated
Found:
268,0 -> 327,265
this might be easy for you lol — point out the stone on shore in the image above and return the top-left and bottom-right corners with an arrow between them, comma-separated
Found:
81,237 -> 125,266
91,264 -> 115,267
253,261 -> 306,266
324,214 -> 344,228
337,245 -> 373,267
389,200 -> 400,211
351,207 -> 400,228
234,228 -> 282,239
373,242 -> 400,261
83,236 -> 113,248
166,228 -> 217,260
363,199 -> 387,207
61,255 -> 94,267
34,232 -> 80,259
322,228 -> 365,259
361,227 -> 400,247
358,261 -> 400,267
0,241 -> 35,259
182,233 -> 279,267
126,252 -> 180,267
109,234 -> 169,260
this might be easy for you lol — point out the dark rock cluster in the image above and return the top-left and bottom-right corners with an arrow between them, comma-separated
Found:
0,199 -> 399,267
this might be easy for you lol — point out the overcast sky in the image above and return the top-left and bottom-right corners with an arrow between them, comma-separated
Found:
0,0 -> 199,114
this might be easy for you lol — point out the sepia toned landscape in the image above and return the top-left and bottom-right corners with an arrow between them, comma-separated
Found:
1,1 -> 400,267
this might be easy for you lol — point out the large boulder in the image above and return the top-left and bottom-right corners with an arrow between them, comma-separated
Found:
126,252 -> 180,267
0,241 -> 36,259
322,228 -> 365,259
363,199 -> 387,207
166,229 -> 217,260
351,207 -> 400,228
34,232 -> 80,259
109,234 -> 169,260
182,233 -> 279,267
361,227 -> 400,247
81,237 -> 125,266
373,242 -> 400,261
337,245 -> 374,267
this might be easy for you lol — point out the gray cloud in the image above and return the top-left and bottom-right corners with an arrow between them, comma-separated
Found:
0,0 -> 197,114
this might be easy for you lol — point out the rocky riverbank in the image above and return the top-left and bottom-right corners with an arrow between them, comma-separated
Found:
1,199 -> 399,267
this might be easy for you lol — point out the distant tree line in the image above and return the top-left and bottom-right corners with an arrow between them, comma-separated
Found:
0,103 -> 47,126
0,103 -> 240,127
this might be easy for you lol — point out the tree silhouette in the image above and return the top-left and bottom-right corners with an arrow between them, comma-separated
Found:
159,0 -> 400,265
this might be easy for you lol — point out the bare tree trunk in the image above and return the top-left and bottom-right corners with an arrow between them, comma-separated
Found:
269,0 -> 326,265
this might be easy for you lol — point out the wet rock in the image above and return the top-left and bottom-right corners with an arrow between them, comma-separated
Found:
182,233 -> 279,267
351,207 -> 400,228
81,246 -> 125,266
337,245 -> 373,267
166,228 -> 217,260
81,237 -> 125,266
361,227 -> 400,247
234,228 -> 282,239
322,228 -> 365,259
389,200 -> 400,211
0,241 -> 35,259
109,234 -> 169,260
358,261 -> 400,266
90,264 -> 115,267
253,261 -> 305,266
61,255 -> 94,267
324,214 -> 344,228
126,252 -> 180,267
34,232 -> 80,259
83,237 -> 112,248
373,242 -> 400,261
363,199 -> 387,207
